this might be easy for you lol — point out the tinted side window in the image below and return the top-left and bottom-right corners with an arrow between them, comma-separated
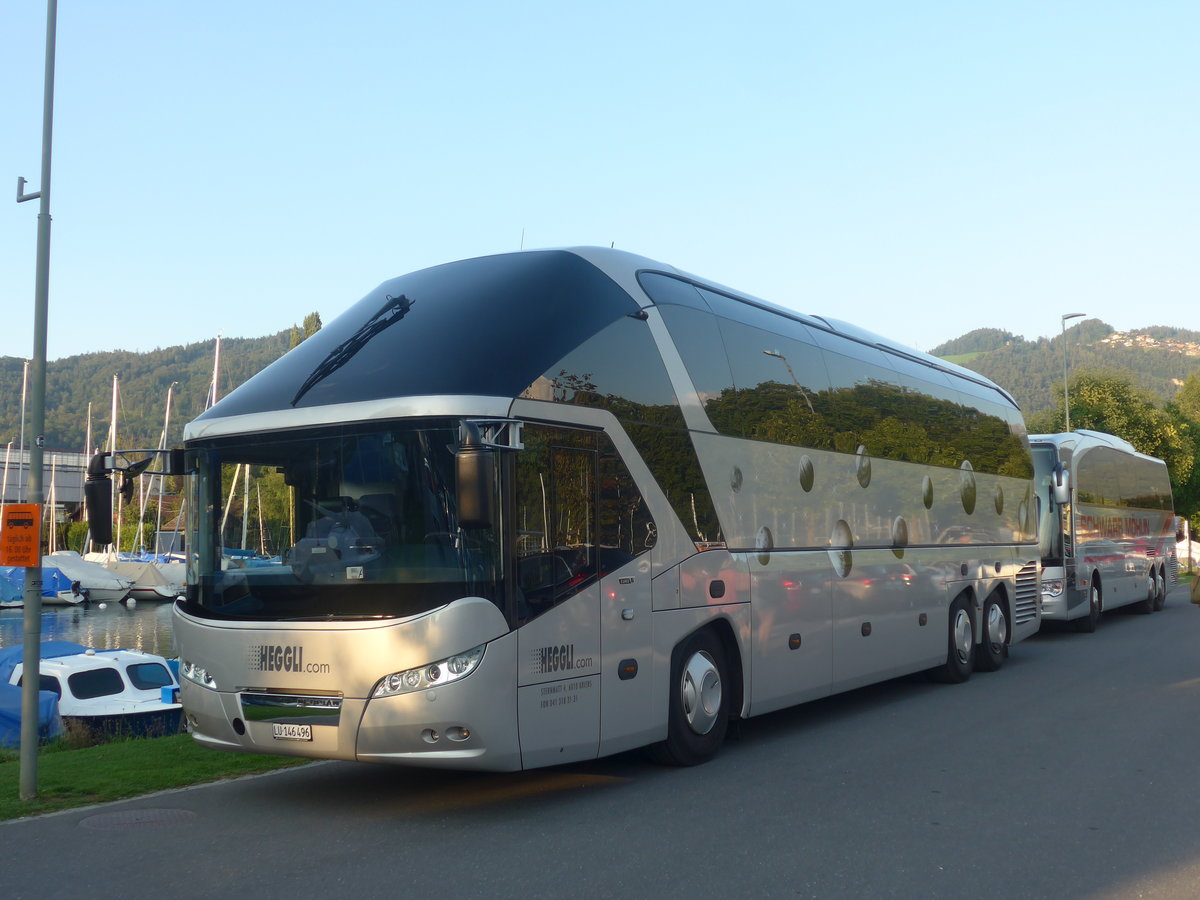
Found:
514,426 -> 598,622
16,674 -> 62,698
68,667 -> 125,700
1078,448 -> 1122,506
127,663 -> 173,690
41,674 -> 62,697
657,304 -> 735,415
521,316 -> 685,430
707,318 -> 831,448
599,435 -> 656,568
622,421 -> 722,546
638,271 -> 709,309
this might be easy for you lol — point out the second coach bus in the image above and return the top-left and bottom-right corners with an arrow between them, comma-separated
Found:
90,247 -> 1041,769
1031,429 -> 1178,631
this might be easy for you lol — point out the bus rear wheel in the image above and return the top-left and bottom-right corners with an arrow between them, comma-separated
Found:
929,597 -> 974,684
1152,567 -> 1167,612
1134,571 -> 1156,615
975,594 -> 1008,672
651,630 -> 729,766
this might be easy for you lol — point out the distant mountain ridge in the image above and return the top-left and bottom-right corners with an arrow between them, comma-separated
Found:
930,320 -> 1200,415
0,332 -> 291,453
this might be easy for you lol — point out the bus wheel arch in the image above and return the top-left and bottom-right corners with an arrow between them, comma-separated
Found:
651,622 -> 740,766
928,591 -> 975,684
975,589 -> 1009,672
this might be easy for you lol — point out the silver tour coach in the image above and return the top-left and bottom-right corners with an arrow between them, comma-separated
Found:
1031,429 -> 1178,631
87,247 -> 1041,770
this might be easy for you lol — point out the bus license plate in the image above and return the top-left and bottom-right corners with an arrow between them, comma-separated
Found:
272,723 -> 312,741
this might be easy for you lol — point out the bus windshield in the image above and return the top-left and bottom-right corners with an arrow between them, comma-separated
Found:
184,421 -> 503,621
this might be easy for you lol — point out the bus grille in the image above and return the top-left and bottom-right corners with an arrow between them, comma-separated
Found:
1013,563 -> 1039,625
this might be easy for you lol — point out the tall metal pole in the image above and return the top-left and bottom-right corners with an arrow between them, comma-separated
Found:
1061,312 -> 1085,433
15,0 -> 58,801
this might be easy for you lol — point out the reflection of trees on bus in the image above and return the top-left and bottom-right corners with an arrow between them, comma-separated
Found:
533,367 -> 1032,553
703,379 -> 1031,477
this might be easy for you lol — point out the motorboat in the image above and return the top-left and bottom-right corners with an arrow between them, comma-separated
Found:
43,550 -> 134,603
101,559 -> 185,601
0,564 -> 90,608
0,641 -> 183,742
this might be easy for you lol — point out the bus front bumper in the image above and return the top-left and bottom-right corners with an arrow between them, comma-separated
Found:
179,637 -> 522,771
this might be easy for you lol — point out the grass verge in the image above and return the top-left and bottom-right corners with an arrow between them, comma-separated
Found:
0,734 -> 307,822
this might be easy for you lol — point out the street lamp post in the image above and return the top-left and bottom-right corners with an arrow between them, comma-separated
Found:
1061,313 -> 1085,432
14,0 -> 58,801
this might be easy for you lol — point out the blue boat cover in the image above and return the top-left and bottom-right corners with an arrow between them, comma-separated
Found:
0,641 -> 82,747
0,566 -> 77,603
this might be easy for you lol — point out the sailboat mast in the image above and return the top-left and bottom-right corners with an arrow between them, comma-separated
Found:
153,382 -> 176,555
257,482 -> 266,556
46,454 -> 56,553
109,374 -> 120,554
241,463 -> 250,551
207,333 -> 222,409
1,441 -> 11,522
81,401 -> 91,552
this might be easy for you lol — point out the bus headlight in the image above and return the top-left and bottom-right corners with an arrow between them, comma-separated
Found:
372,644 -> 486,698
180,658 -> 218,690
1041,578 -> 1064,598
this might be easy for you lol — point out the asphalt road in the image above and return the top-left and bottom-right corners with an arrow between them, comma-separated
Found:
6,584 -> 1200,899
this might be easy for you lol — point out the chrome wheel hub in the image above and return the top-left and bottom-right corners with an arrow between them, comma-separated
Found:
986,603 -> 1008,650
952,608 -> 973,665
681,650 -> 722,736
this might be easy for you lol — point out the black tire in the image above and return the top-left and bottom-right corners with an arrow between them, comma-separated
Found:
975,594 -> 1008,672
1133,571 -> 1155,615
1153,567 -> 1167,612
929,596 -> 974,684
1073,581 -> 1101,633
650,629 -> 730,766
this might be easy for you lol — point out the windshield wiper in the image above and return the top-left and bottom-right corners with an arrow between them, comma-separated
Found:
290,293 -> 414,406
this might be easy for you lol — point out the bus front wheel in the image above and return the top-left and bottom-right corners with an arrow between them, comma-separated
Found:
1074,581 -> 1101,633
651,630 -> 730,766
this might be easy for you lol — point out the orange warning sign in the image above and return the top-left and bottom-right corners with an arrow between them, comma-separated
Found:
0,504 -> 41,567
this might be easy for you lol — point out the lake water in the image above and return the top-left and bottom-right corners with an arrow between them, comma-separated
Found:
0,600 -> 177,657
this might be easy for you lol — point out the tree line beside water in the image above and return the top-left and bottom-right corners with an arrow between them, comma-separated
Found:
0,314 -> 321,453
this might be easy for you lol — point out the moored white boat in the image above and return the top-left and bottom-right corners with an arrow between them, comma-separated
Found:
101,559 -> 184,601
43,550 -> 133,603
0,641 -> 183,740
0,565 -> 89,607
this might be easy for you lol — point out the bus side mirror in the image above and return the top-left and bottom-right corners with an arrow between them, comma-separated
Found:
456,423 -> 495,529
1051,463 -> 1070,506
84,452 -> 114,546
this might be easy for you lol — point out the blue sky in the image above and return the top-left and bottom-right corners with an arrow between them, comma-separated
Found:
2,1 -> 1197,362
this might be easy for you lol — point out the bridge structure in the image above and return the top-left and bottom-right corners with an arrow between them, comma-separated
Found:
1,448 -> 88,510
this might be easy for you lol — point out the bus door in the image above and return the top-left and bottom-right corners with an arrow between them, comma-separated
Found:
514,435 -> 603,768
